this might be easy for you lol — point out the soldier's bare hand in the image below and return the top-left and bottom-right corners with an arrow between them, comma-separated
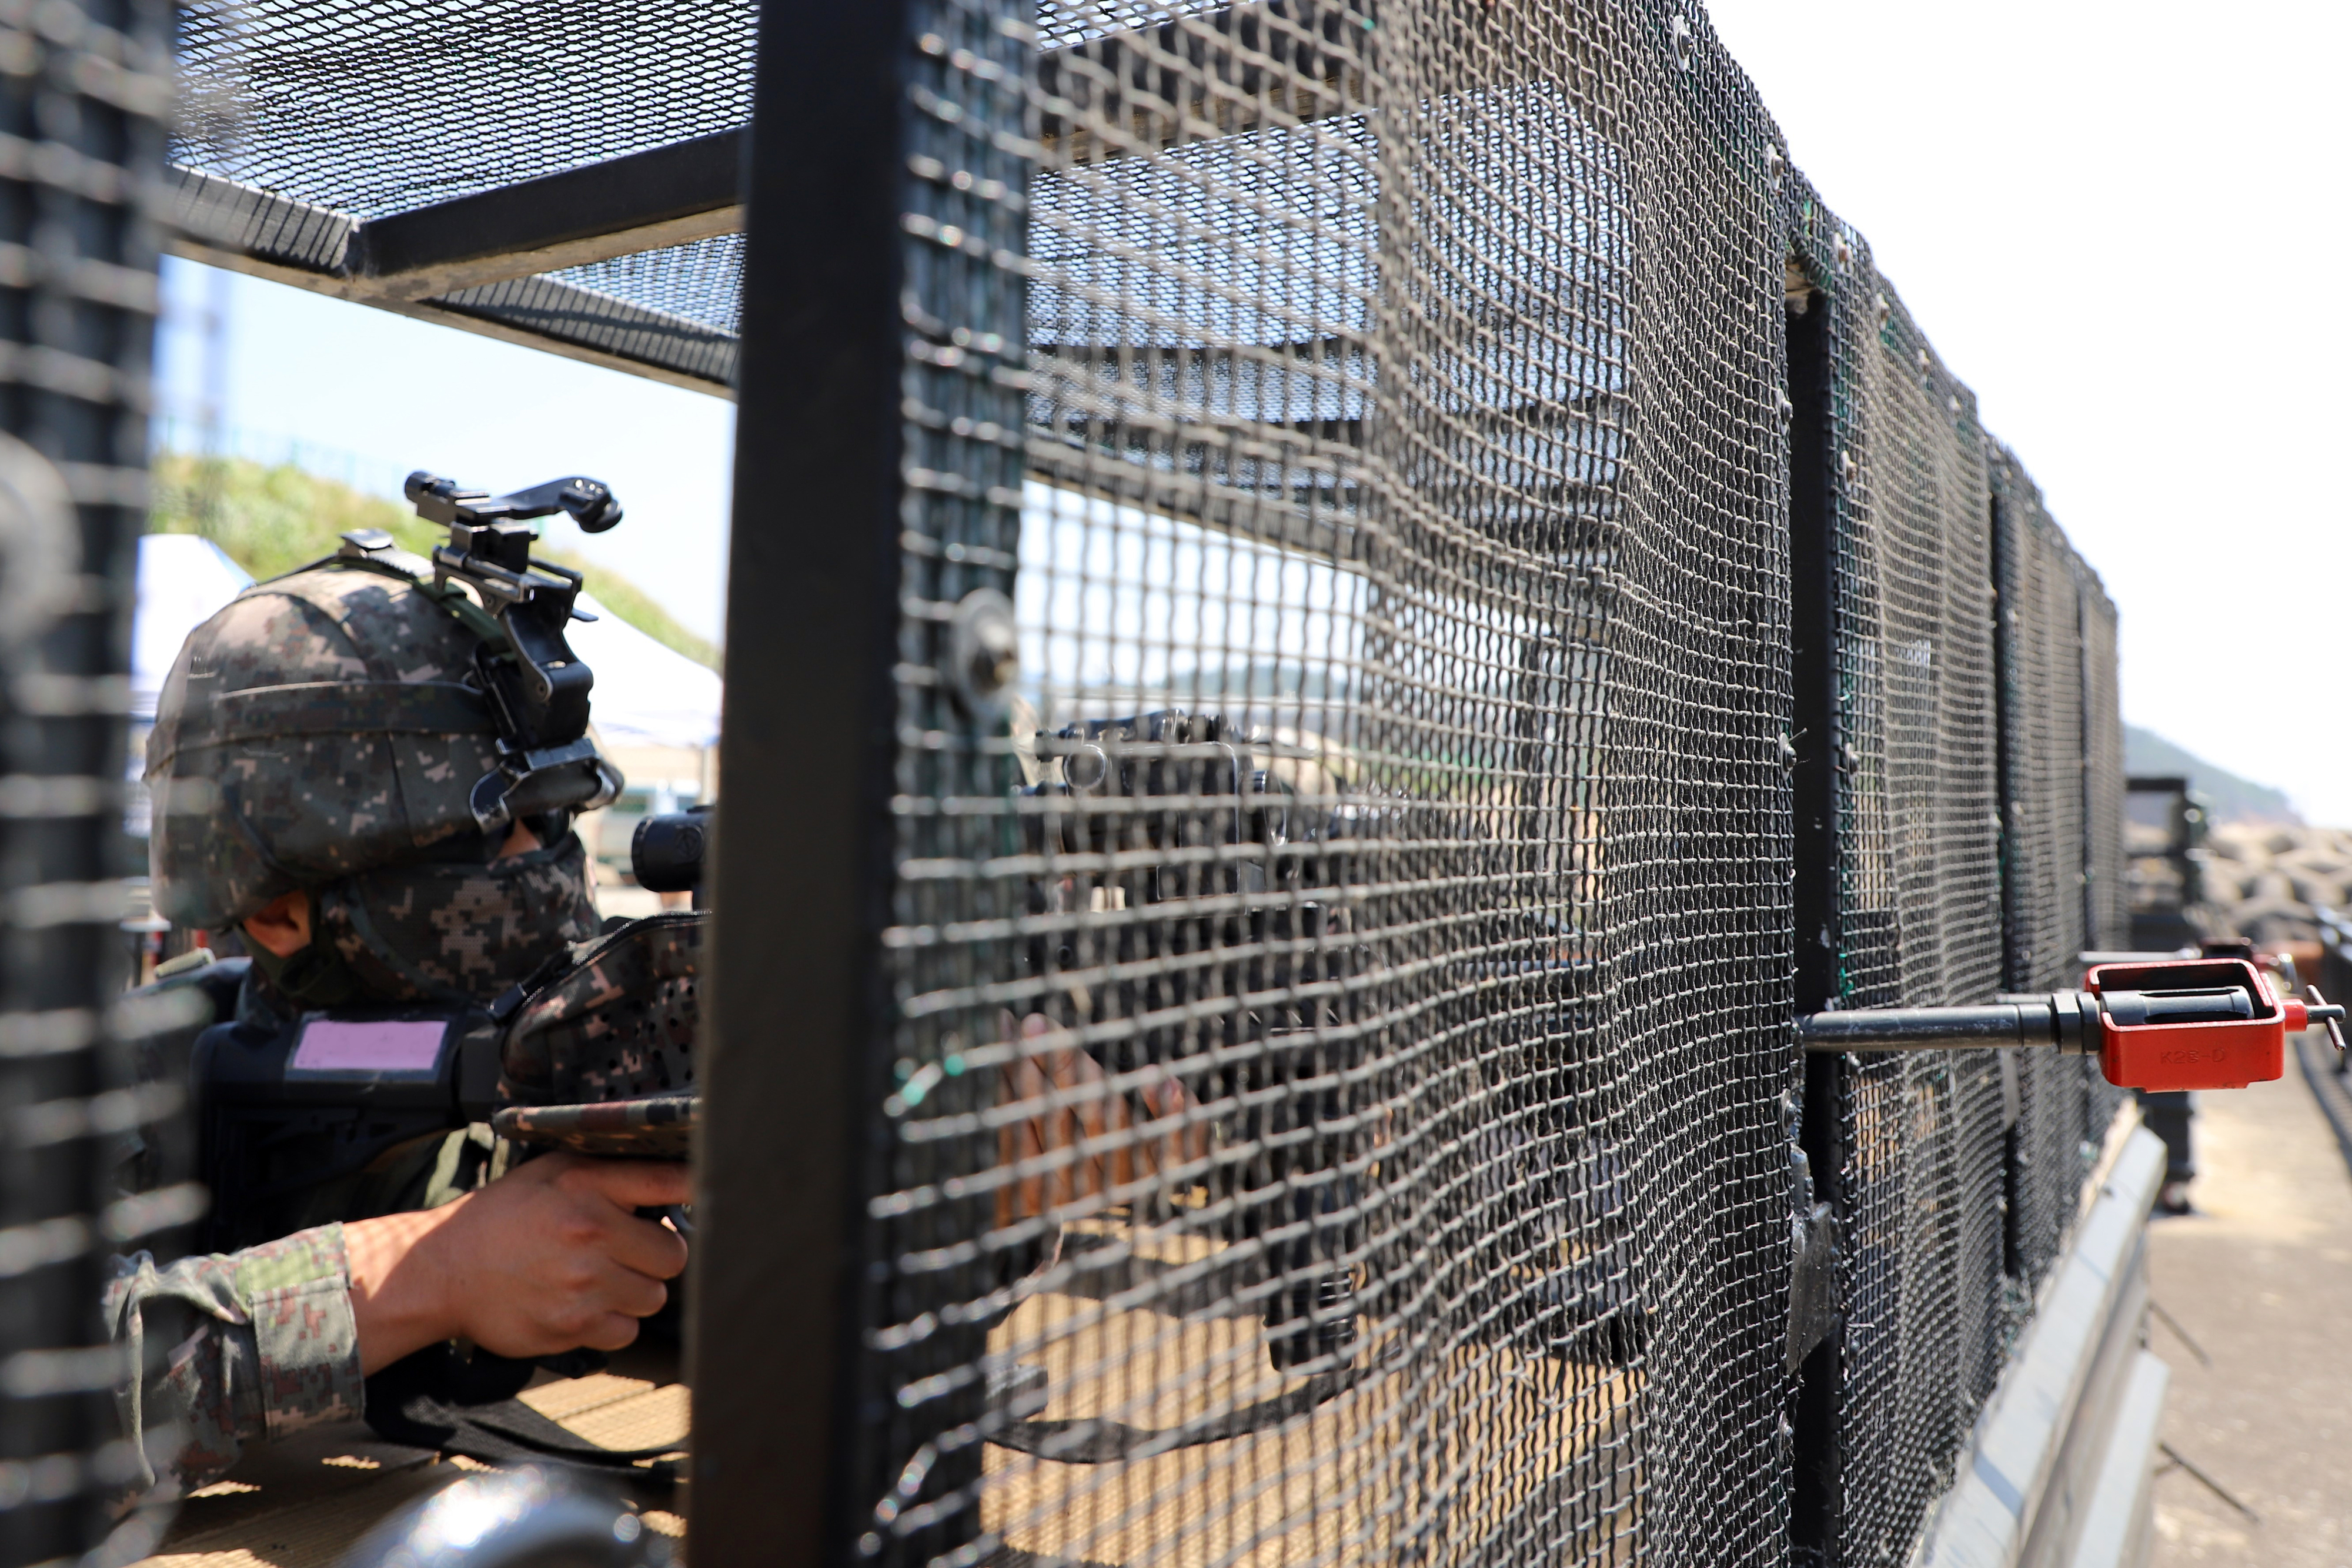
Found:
347,1155 -> 691,1375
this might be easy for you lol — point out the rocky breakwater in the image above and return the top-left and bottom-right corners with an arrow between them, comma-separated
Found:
2199,822 -> 2352,955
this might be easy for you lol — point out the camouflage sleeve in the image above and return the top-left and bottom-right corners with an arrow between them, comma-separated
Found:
104,1223 -> 364,1493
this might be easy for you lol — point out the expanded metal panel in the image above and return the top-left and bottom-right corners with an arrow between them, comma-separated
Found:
435,263 -> 739,384
170,0 -> 754,378
544,234 -> 746,339
718,4 -> 2132,1567
173,0 -> 756,218
0,0 -> 176,1563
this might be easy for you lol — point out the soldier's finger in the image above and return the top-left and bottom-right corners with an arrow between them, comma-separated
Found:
564,1158 -> 694,1211
516,1149 -> 591,1183
587,1255 -> 672,1320
603,1210 -> 691,1282
576,1310 -> 648,1353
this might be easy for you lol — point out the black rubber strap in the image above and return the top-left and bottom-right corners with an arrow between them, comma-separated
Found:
368,1389 -> 681,1494
986,1366 -> 1368,1463
362,1343 -> 680,1495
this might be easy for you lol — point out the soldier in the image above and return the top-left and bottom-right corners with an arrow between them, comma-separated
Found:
106,547 -> 689,1493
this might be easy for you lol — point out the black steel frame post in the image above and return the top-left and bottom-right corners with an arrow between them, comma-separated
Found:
2074,586 -> 2099,959
689,0 -> 911,1561
0,0 -> 172,1562
1784,267 -> 1848,1566
1994,491 -> 2051,1288
1987,488 -> 2030,1278
1989,486 -> 2017,989
356,132 -> 747,295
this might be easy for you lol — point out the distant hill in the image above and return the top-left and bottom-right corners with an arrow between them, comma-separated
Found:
2123,724 -> 2301,825
148,453 -> 720,670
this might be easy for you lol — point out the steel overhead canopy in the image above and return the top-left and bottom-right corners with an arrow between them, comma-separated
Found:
161,0 -> 1608,399
168,0 -> 758,394
162,0 -> 1416,402
166,133 -> 748,395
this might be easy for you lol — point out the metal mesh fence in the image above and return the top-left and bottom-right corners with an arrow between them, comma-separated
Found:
0,0 -> 178,1562
1780,208 -> 2015,1564
804,4 -> 2130,1568
2079,576 -> 2127,957
1992,453 -> 2131,1305
1994,455 -> 2088,998
866,5 -> 1799,1564
141,0 -> 2134,1557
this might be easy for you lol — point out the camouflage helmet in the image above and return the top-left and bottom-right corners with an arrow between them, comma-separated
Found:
146,550 -> 618,931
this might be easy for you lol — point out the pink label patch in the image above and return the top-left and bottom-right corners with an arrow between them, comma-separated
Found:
291,1018 -> 448,1074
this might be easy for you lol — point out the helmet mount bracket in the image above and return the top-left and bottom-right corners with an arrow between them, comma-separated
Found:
393,471 -> 629,833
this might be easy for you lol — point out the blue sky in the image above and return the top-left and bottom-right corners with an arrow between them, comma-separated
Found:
153,259 -> 737,641
1707,0 -> 2352,823
159,0 -> 2352,821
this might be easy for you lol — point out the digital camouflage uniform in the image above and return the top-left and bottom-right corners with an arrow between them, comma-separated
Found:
104,1226 -> 363,1491
494,912 -> 701,1159
103,957 -> 371,1492
111,551 -> 615,1492
102,954 -> 518,1493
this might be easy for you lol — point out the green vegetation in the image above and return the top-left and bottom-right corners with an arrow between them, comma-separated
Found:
148,452 -> 721,669
2123,724 -> 2301,826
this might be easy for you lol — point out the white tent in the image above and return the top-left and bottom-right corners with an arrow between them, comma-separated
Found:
132,534 -> 254,721
565,593 -> 722,751
131,534 -> 722,747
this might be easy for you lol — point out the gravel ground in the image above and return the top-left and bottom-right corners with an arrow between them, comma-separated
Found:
2146,1038 -> 2352,1565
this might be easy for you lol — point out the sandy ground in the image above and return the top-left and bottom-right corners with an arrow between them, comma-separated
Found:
2146,1045 -> 2352,1566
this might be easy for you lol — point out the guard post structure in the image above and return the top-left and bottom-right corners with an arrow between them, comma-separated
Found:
143,3 -> 2169,1566
697,3 -> 2161,1567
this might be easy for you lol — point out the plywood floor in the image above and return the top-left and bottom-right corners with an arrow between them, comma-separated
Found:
137,1224 -> 1645,1568
140,1369 -> 689,1568
980,1222 -> 1641,1568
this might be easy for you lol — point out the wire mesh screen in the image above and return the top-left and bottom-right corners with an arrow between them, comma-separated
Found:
1991,454 -> 2129,1299
1780,213 -> 2016,1564
1993,454 -> 2092,998
807,3 -> 2128,1566
0,0 -> 177,1562
2078,581 -> 2127,957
